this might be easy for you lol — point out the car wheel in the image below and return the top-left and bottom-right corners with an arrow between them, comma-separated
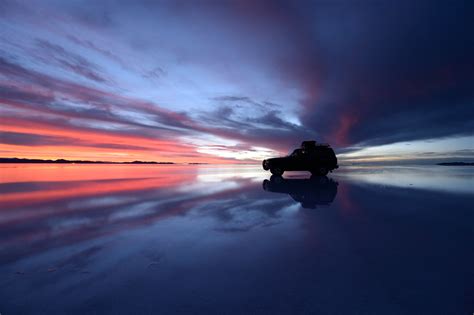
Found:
311,167 -> 328,176
270,168 -> 284,176
310,175 -> 329,184
270,175 -> 284,183
262,179 -> 270,190
318,167 -> 329,176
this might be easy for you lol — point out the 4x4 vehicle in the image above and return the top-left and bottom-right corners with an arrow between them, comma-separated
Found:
262,141 -> 338,176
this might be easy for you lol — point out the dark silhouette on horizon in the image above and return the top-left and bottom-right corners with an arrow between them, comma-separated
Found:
0,157 -> 174,164
262,141 -> 338,176
263,175 -> 338,209
437,162 -> 474,166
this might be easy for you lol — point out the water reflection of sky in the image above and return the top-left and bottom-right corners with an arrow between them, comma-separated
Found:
0,164 -> 473,314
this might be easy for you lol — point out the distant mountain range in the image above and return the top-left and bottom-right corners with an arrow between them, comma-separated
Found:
0,158 -> 175,164
437,162 -> 474,166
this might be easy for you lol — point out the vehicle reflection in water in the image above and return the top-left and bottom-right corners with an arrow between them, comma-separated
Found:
262,175 -> 338,209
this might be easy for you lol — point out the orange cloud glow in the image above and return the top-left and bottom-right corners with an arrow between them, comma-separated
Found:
0,117 -> 235,163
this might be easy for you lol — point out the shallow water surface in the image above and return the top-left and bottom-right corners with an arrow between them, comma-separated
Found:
0,164 -> 473,314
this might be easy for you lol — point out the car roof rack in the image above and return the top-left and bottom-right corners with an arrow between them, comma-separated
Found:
301,141 -> 331,148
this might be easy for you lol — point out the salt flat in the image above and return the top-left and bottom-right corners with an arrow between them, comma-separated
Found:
0,164 -> 473,314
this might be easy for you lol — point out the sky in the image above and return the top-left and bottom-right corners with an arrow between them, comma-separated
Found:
0,0 -> 473,163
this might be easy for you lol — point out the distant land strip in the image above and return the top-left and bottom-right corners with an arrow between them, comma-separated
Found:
437,162 -> 474,166
0,157 -> 175,164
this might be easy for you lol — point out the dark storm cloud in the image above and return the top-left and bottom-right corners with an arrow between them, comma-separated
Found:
290,0 -> 474,147
185,0 -> 474,149
152,0 -> 474,149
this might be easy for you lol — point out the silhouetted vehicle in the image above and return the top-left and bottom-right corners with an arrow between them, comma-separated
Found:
262,175 -> 338,209
262,141 -> 338,176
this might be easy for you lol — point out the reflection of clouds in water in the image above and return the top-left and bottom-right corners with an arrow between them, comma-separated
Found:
175,180 -> 240,195
109,201 -> 161,221
0,170 -> 287,264
335,166 -> 474,194
55,245 -> 103,270
50,217 -> 94,235
196,165 -> 267,182
68,195 -> 138,211
197,171 -> 266,183
2,164 -> 470,265
189,196 -> 298,233
1,165 -> 473,315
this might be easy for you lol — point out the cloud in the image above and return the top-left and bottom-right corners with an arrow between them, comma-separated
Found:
295,1 -> 474,147
35,39 -> 109,83
1,0 -> 473,161
0,56 -> 193,133
0,131 -> 157,151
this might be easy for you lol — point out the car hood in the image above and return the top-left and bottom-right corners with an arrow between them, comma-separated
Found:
265,157 -> 287,163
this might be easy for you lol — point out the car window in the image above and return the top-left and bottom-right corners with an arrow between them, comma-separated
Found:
291,149 -> 305,157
